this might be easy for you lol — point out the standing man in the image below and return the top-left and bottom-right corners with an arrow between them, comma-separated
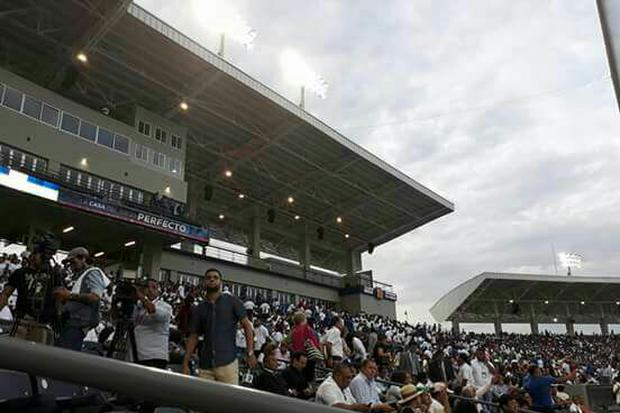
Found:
456,353 -> 475,387
323,316 -> 346,367
54,247 -> 109,351
132,279 -> 172,369
182,268 -> 256,384
524,365 -> 576,413
471,347 -> 494,407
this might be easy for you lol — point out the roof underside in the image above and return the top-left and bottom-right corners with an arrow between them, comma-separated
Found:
598,0 -> 620,113
0,0 -> 453,271
430,272 -> 620,324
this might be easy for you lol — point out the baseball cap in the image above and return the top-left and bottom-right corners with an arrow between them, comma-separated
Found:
64,247 -> 89,261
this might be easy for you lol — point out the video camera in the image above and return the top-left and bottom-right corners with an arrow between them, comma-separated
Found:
110,278 -> 148,320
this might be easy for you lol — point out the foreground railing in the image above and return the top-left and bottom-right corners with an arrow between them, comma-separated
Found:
0,337 -> 340,412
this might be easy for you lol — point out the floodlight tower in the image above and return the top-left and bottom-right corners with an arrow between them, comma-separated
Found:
280,49 -> 328,109
191,0 -> 256,58
558,252 -> 583,276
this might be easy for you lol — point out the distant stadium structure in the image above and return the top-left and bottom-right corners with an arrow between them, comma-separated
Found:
430,272 -> 620,335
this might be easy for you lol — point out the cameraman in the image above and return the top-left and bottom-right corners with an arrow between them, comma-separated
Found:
54,247 -> 109,351
132,278 -> 172,369
0,234 -> 63,344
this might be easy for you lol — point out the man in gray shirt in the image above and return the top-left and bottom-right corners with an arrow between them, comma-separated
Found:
182,268 -> 256,384
54,247 -> 108,351
132,278 -> 172,369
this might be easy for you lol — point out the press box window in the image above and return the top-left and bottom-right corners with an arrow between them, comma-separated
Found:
2,87 -> 22,111
41,104 -> 59,127
60,113 -> 80,135
135,144 -> 148,161
22,96 -> 42,120
138,120 -> 151,137
168,158 -> 182,174
155,127 -> 167,144
114,135 -> 129,154
97,128 -> 114,148
171,134 -> 182,150
79,120 -> 97,142
152,151 -> 166,168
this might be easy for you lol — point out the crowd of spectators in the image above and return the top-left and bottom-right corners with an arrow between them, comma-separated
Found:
2,261 -> 620,413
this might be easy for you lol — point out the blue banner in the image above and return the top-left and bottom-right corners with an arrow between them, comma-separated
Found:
58,189 -> 209,242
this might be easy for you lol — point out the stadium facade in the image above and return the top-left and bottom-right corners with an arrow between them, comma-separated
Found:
0,1 -> 453,318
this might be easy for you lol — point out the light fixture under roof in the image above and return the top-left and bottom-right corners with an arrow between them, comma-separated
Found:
294,215 -> 300,220
224,170 -> 233,178
287,196 -> 294,204
94,251 -> 104,258
124,240 -> 136,247
218,214 -> 225,220
345,233 -> 350,239
238,193 -> 245,199
336,216 -> 343,224
62,226 -> 74,233
544,300 -> 549,304
179,101 -> 189,111
76,52 -> 88,63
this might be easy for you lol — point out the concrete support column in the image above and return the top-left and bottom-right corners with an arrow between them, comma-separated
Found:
345,249 -> 362,275
530,322 -> 539,335
140,240 -> 162,280
299,224 -> 311,270
494,320 -> 502,336
565,321 -> 575,336
600,322 -> 609,336
181,180 -> 203,253
452,320 -> 460,335
250,208 -> 261,260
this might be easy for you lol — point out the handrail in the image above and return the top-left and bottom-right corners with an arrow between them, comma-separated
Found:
0,337 -> 341,412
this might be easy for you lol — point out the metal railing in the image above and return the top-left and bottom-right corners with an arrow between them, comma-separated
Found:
0,337 -> 341,412
0,146 -> 194,226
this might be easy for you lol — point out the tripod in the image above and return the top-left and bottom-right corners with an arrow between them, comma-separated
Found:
106,316 -> 139,362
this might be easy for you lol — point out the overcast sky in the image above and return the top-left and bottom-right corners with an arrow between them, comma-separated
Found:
136,0 -> 620,332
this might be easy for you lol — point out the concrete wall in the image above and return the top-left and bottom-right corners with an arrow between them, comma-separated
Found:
160,250 -> 340,302
0,67 -> 187,202
340,291 -> 397,319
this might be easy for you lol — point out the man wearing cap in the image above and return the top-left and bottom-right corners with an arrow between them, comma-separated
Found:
54,247 -> 109,351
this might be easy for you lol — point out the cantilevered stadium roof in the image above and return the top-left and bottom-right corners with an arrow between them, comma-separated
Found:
430,272 -> 620,324
0,0 -> 453,270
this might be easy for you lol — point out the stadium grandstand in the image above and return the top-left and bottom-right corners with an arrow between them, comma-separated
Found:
0,0 -> 453,320
431,272 -> 620,336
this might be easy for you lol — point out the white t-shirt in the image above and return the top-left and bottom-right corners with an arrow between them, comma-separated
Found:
255,324 -> 270,351
324,327 -> 344,358
316,375 -> 356,406
471,359 -> 492,389
459,363 -> 475,385
352,336 -> 367,359
430,398 -> 445,413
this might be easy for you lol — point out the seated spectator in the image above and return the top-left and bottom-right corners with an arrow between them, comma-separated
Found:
282,352 -> 314,399
498,394 -> 519,413
429,382 -> 451,413
254,343 -> 289,396
349,359 -> 395,411
385,370 -> 412,403
398,384 -> 425,413
315,364 -> 370,412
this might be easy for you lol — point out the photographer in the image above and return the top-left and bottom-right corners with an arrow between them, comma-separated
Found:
54,247 -> 109,351
132,278 -> 172,369
0,234 -> 63,344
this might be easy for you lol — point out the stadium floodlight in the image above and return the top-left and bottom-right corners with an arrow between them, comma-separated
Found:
558,252 -> 583,276
191,0 -> 256,57
280,49 -> 328,108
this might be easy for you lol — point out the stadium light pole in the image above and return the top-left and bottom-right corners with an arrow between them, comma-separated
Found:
558,252 -> 583,276
280,49 -> 328,109
191,0 -> 256,58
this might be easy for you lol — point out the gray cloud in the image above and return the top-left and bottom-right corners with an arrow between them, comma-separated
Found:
137,0 -> 620,329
